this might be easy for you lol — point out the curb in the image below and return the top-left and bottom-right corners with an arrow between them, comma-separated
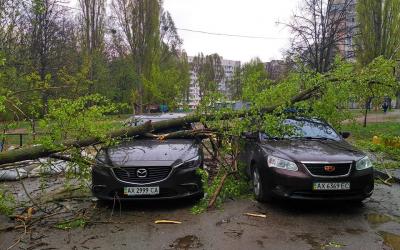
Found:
374,169 -> 400,184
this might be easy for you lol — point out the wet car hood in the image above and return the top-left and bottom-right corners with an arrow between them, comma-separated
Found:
261,139 -> 366,162
102,139 -> 199,167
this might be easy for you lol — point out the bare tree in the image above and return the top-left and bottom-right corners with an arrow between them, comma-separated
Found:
78,0 -> 106,92
27,0 -> 72,115
285,0 -> 354,73
0,0 -> 24,53
159,8 -> 182,63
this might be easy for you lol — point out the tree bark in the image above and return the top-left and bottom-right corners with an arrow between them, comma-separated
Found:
0,86 -> 320,166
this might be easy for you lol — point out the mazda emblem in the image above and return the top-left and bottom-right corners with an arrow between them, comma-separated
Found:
324,165 -> 336,172
136,168 -> 148,178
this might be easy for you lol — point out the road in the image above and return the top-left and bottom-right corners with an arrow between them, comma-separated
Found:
1,182 -> 400,250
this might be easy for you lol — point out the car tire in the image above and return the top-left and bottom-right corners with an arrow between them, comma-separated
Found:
189,192 -> 204,203
252,166 -> 272,202
349,199 -> 364,206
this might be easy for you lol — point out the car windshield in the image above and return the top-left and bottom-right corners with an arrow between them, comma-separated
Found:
284,119 -> 340,140
260,119 -> 341,140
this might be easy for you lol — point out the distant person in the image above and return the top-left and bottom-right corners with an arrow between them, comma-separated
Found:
382,102 -> 389,114
366,100 -> 371,111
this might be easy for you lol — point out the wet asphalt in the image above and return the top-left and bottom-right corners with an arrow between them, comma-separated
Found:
1,183 -> 400,250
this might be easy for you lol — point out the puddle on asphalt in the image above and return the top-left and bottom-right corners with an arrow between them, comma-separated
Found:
366,213 -> 393,225
344,228 -> 366,235
295,233 -> 322,250
379,231 -> 400,250
215,218 -> 231,226
224,229 -> 244,239
170,235 -> 203,250
294,233 -> 345,250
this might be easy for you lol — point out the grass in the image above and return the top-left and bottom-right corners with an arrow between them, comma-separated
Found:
342,122 -> 400,168
342,122 -> 400,139
1,114 -> 130,148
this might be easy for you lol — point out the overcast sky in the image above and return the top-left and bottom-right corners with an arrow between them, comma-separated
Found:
163,0 -> 300,63
69,0 -> 300,63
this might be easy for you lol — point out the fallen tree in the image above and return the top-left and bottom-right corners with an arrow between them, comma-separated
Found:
0,86 -> 321,167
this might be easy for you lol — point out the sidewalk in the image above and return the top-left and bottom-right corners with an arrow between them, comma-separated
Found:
351,109 -> 400,124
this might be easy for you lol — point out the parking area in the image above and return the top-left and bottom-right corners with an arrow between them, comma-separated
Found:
1,179 -> 400,250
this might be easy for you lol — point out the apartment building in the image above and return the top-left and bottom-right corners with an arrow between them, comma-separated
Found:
264,60 -> 288,81
187,56 -> 240,109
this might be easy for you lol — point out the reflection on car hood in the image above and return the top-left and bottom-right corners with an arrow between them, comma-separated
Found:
262,139 -> 365,162
103,139 -> 199,167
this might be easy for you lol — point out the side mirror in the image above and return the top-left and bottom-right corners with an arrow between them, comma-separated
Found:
241,132 -> 258,140
340,132 -> 351,139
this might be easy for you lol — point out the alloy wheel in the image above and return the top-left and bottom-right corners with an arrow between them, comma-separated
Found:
253,168 -> 261,197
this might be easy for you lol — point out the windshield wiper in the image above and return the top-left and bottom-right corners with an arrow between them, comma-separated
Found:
290,136 -> 336,141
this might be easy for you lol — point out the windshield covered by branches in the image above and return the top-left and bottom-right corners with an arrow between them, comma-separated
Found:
261,119 -> 341,140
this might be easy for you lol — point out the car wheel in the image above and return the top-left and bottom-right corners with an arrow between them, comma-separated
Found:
349,199 -> 364,206
252,166 -> 272,202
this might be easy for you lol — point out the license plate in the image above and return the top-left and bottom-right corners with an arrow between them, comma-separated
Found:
313,182 -> 350,190
124,186 -> 159,196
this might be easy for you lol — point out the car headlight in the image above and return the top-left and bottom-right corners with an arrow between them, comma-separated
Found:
177,156 -> 202,169
356,156 -> 373,170
95,150 -> 108,166
267,156 -> 298,171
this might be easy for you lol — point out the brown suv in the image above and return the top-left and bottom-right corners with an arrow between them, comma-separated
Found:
241,118 -> 374,202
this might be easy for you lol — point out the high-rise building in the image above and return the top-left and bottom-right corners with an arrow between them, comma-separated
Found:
333,0 -> 357,61
219,58 -> 241,97
187,56 -> 240,109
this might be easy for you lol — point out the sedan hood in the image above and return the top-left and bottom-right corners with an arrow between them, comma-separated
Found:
102,139 -> 199,167
261,139 -> 365,163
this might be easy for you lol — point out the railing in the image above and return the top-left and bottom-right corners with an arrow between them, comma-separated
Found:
0,132 -> 41,152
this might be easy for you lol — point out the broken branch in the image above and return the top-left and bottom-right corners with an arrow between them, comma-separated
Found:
0,86 -> 321,166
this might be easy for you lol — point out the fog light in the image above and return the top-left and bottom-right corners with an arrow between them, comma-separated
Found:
180,183 -> 199,192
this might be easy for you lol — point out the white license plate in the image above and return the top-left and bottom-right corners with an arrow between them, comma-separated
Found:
124,186 -> 159,196
313,182 -> 350,191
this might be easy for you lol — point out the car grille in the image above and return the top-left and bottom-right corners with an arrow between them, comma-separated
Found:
303,163 -> 352,177
113,166 -> 172,183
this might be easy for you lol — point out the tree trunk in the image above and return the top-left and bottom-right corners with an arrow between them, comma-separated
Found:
396,92 -> 400,109
363,106 -> 368,128
0,86 -> 320,166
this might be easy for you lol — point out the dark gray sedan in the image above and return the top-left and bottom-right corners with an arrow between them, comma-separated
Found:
92,114 -> 204,201
241,118 -> 374,202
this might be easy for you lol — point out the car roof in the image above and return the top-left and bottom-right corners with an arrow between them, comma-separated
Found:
125,113 -> 188,126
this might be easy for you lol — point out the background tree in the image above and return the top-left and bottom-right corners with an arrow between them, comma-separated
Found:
352,57 -> 398,127
112,0 -> 161,113
78,0 -> 107,93
355,0 -> 400,108
27,0 -> 74,115
228,67 -> 242,100
285,0 -> 353,73
191,53 -> 225,98
241,58 -> 270,102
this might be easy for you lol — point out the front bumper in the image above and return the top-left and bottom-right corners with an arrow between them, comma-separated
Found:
261,166 -> 374,201
91,165 -> 203,201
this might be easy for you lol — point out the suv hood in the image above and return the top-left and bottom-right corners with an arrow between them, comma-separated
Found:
262,139 -> 365,163
102,139 -> 199,167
